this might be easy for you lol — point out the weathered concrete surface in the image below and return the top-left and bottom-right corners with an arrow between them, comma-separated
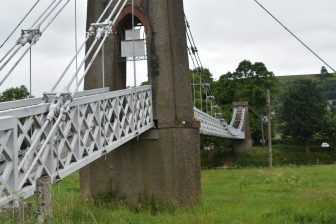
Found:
36,176 -> 52,224
81,0 -> 201,205
233,102 -> 253,152
80,127 -> 200,205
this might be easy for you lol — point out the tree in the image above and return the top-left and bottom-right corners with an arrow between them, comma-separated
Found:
212,60 -> 279,143
318,66 -> 331,79
0,85 -> 31,102
321,66 -> 328,75
279,80 -> 326,152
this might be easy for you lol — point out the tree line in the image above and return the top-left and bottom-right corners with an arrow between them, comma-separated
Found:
192,60 -> 336,153
1,63 -> 335,153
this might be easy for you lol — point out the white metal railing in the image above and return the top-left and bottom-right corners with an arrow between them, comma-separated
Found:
194,107 -> 245,139
0,86 -> 153,207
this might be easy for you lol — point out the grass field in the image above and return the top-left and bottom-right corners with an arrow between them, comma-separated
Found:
234,144 -> 336,168
2,165 -> 336,223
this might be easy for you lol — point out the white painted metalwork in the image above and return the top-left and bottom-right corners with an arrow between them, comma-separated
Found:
0,86 -> 153,207
238,108 -> 246,131
121,39 -> 145,57
0,0 -> 249,208
194,107 -> 245,139
230,108 -> 238,127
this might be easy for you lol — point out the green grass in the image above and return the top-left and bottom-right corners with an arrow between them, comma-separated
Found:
2,166 -> 336,223
235,144 -> 336,168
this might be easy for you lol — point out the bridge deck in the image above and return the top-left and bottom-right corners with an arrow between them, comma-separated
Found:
0,86 -> 153,207
0,86 -> 245,207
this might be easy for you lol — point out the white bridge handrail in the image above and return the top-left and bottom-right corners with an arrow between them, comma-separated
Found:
194,107 -> 245,139
0,86 -> 153,207
0,86 -> 247,207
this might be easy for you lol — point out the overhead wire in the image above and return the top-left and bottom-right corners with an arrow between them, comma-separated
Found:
253,0 -> 336,73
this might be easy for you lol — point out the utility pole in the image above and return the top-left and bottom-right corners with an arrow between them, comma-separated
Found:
267,90 -> 272,169
261,116 -> 265,148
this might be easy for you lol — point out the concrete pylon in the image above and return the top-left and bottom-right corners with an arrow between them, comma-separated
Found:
80,0 -> 201,205
232,102 -> 252,152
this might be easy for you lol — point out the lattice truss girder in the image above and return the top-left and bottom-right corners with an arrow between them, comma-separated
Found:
0,86 -> 153,207
194,108 -> 245,140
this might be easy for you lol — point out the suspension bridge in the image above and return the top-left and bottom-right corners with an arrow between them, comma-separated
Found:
0,0 -> 250,209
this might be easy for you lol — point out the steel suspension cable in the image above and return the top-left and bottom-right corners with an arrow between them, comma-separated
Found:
29,48 -> 32,96
187,47 -> 197,107
185,19 -> 208,112
0,0 -> 41,50
51,0 -> 123,92
51,38 -> 89,92
0,45 -> 22,71
185,16 -> 225,120
186,29 -> 203,110
74,0 -> 78,85
19,0 -> 125,176
41,0 -> 71,33
74,36 -> 108,92
30,0 -> 57,29
36,0 -> 64,29
0,0 -> 71,87
0,44 -> 18,65
73,0 -> 127,91
0,46 -> 32,86
107,0 -> 126,21
65,0 -> 127,92
97,0 -> 115,23
102,43 -> 105,88
0,0 -> 56,66
65,39 -> 99,91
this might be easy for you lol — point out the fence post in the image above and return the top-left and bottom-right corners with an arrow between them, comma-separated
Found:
36,175 -> 52,224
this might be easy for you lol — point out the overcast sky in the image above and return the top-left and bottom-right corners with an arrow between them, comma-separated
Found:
0,0 -> 335,97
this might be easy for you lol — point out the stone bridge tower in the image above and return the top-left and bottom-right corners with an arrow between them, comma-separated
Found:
80,0 -> 201,205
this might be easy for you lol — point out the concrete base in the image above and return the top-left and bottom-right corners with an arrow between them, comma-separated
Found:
80,127 -> 201,206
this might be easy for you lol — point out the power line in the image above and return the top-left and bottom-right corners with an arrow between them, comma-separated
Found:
253,0 -> 336,73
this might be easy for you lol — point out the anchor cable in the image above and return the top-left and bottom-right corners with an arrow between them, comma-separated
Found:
0,0 -> 41,50
0,0 -> 71,87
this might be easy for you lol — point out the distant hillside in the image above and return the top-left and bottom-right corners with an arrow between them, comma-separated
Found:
276,73 -> 336,100
277,73 -> 336,83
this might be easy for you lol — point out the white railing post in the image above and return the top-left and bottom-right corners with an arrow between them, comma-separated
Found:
0,86 -> 154,207
0,116 -> 18,206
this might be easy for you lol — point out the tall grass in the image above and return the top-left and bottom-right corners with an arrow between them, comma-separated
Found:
1,166 -> 336,223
